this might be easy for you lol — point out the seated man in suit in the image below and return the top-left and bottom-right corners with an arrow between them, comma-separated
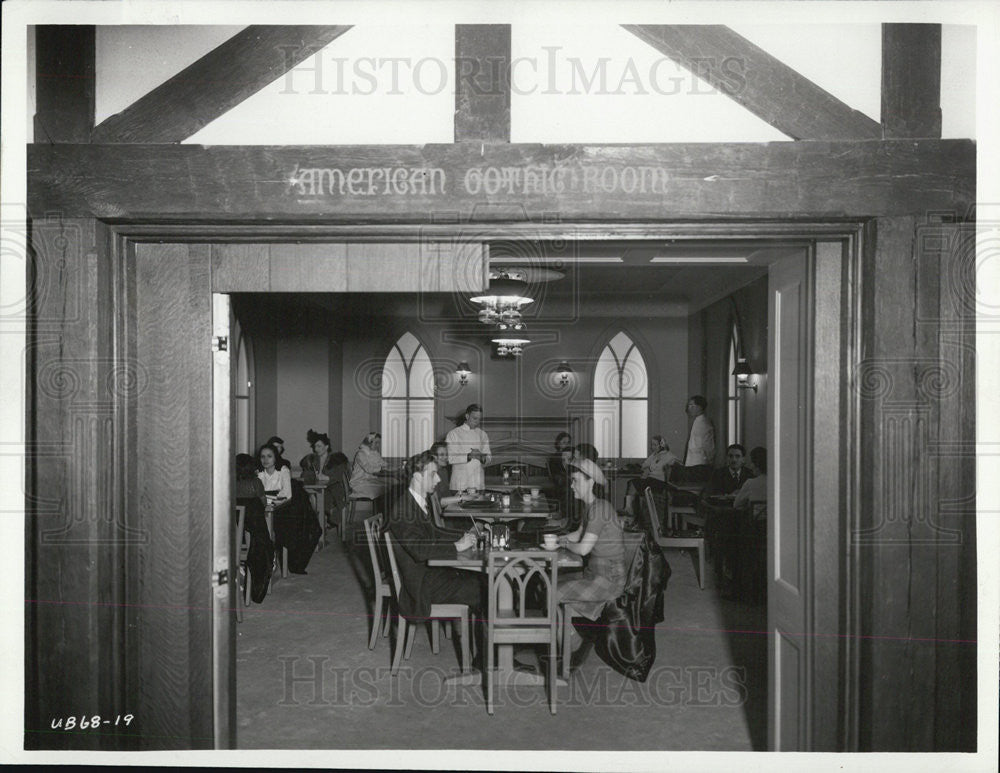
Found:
385,450 -> 481,626
702,443 -> 754,499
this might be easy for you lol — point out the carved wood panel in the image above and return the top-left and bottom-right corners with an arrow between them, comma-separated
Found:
133,243 -> 214,749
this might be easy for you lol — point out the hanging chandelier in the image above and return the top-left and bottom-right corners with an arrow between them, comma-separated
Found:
492,336 -> 530,357
469,277 -> 534,331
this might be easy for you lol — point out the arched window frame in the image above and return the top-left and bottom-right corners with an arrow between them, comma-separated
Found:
232,317 -> 254,454
380,332 -> 435,459
727,321 -> 741,447
593,331 -> 648,459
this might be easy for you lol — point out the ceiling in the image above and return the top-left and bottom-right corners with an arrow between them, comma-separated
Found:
488,239 -> 789,308
234,239 -> 802,330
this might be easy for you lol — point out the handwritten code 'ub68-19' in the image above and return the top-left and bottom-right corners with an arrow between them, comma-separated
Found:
49,714 -> 134,731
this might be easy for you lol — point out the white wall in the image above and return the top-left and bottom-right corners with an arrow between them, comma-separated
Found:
69,23 -> 977,144
95,25 -> 246,124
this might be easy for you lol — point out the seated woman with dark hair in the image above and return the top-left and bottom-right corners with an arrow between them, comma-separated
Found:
265,436 -> 290,470
257,443 -> 292,509
235,453 -> 275,603
259,442 -> 320,574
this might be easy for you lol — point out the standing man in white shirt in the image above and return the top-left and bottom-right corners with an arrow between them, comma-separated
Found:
681,395 -> 715,483
446,403 -> 492,492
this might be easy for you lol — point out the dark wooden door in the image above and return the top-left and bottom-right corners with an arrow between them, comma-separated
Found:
130,244 -> 218,749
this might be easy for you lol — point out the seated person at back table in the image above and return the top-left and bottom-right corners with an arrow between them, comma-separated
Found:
384,451 -> 480,624
703,443 -> 754,499
300,430 -> 350,517
265,435 -> 291,471
234,453 -> 275,601
624,435 -> 680,515
431,441 -> 472,508
546,433 -> 574,528
733,446 -> 767,510
350,432 -> 388,501
547,432 -> 573,489
257,442 -> 292,509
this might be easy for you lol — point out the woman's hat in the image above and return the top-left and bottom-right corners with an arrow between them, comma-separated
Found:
568,457 -> 606,485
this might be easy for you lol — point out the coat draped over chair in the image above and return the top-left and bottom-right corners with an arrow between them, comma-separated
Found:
273,478 -> 322,573
581,528 -> 670,682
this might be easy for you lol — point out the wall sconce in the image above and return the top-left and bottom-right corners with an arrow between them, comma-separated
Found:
556,361 -> 573,388
732,358 -> 758,393
456,361 -> 471,387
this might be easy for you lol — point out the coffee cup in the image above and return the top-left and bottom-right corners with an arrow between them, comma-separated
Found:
530,487 -> 540,498
522,494 -> 532,506
542,533 -> 558,550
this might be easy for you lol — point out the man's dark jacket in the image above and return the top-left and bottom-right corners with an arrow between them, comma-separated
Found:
703,464 -> 754,497
385,490 -> 463,619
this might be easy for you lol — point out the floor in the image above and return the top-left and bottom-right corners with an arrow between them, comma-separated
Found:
235,524 -> 767,751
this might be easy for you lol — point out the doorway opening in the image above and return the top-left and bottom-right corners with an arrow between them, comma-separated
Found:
212,232 -> 853,750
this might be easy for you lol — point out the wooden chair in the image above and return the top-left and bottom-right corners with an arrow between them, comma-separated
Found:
383,532 -> 470,675
362,514 -> 392,649
664,469 -> 701,531
342,471 -> 378,545
428,492 -> 459,642
234,505 -> 248,622
675,495 -> 706,531
486,551 -> 559,715
645,487 -> 705,589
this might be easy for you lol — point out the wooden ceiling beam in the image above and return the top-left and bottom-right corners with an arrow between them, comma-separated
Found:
34,26 -> 96,143
28,140 -> 974,221
455,24 -> 511,142
881,24 -> 942,139
90,25 -> 353,143
623,24 -> 883,141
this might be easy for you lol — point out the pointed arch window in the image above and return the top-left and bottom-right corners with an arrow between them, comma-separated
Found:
381,332 -> 435,459
728,322 -> 741,446
233,317 -> 254,454
593,332 -> 648,459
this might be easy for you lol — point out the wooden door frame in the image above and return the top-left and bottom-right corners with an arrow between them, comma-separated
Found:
88,217 -> 865,750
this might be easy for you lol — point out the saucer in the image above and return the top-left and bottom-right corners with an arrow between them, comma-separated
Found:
540,543 -> 559,552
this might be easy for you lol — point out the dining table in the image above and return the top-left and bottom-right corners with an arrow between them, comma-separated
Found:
699,494 -> 738,547
698,494 -> 758,597
442,490 -> 559,523
428,544 -> 583,688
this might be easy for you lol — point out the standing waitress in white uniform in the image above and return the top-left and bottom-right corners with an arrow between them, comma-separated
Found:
446,403 -> 492,492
